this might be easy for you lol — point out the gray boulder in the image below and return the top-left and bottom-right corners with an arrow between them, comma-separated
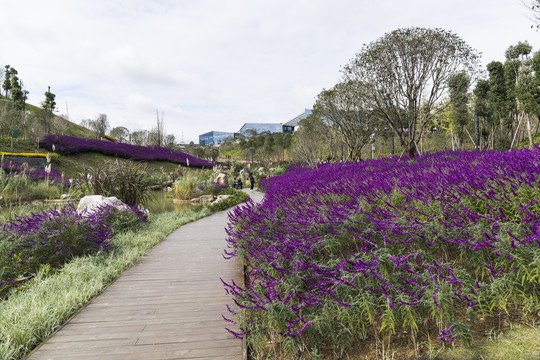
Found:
77,195 -> 130,214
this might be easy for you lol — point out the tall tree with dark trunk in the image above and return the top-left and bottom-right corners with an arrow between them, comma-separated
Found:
447,72 -> 471,150
473,79 -> 495,149
343,27 -> 481,158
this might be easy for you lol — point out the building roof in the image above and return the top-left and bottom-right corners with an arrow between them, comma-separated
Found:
238,123 -> 283,134
283,109 -> 312,127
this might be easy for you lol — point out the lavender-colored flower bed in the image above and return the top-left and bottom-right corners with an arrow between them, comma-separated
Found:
1,163 -> 69,187
39,134 -> 215,168
223,149 -> 540,353
0,203 -> 148,292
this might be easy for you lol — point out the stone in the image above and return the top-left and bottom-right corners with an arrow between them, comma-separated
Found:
257,167 -> 265,174
239,169 -> 249,181
214,173 -> 229,186
211,194 -> 231,205
60,194 -> 72,200
77,195 -> 129,214
200,195 -> 214,203
166,186 -> 173,192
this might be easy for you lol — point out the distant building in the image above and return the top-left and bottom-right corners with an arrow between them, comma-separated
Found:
238,123 -> 283,136
199,131 -> 234,146
199,109 -> 313,145
282,109 -> 312,133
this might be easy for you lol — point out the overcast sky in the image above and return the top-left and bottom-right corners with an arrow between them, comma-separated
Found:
1,0 -> 539,144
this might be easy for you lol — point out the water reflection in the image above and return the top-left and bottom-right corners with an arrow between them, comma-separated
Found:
147,191 -> 201,214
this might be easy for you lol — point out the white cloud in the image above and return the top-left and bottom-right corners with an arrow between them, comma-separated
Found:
1,0 -> 538,143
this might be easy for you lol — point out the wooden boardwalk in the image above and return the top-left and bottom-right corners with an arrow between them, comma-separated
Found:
26,191 -> 263,360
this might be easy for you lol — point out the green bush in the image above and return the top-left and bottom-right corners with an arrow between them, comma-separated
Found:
77,160 -> 152,206
208,190 -> 249,212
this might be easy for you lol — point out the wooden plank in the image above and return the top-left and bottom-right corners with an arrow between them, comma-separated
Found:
25,191 -> 265,360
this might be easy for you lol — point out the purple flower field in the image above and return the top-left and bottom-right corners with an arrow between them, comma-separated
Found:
0,203 -> 147,294
40,134 -> 216,168
1,162 -> 69,187
223,149 -> 540,356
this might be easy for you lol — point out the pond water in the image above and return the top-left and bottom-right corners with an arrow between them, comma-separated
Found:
147,191 -> 202,214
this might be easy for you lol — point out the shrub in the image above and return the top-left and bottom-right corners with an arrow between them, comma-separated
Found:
0,203 -> 147,296
172,169 -> 215,200
208,190 -> 249,212
77,160 -> 152,206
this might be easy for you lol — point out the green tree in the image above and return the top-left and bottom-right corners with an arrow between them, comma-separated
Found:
89,113 -> 110,138
314,80 -> 376,161
41,87 -> 56,134
2,65 -> 17,99
505,42 -> 538,148
447,72 -> 471,150
210,148 -> 219,162
290,114 -> 330,167
109,126 -> 130,142
163,134 -> 176,150
473,79 -> 495,149
343,27 -> 481,158
131,129 -> 149,145
486,61 -> 510,148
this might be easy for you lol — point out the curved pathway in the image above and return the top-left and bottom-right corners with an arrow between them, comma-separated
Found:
25,190 -> 264,360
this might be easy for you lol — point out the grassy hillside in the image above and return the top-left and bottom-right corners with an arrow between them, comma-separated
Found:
0,99 -> 95,140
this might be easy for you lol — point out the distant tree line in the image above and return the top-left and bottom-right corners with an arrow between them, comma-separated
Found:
287,27 -> 540,167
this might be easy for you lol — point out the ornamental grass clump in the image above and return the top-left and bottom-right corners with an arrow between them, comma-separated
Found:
77,160 -> 153,206
0,203 -> 147,297
223,148 -> 540,358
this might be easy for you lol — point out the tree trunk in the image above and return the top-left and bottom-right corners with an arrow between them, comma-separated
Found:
407,142 -> 417,158
526,114 -> 534,149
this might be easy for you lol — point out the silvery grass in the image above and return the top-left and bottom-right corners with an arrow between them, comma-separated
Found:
0,208 -> 211,360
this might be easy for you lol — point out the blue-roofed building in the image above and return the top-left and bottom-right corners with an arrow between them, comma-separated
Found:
199,131 -> 234,146
238,123 -> 283,136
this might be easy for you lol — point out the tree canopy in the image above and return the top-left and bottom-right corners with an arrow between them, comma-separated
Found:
343,27 -> 481,157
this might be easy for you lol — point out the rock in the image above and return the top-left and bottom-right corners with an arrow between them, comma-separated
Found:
239,169 -> 249,181
200,195 -> 214,203
211,194 -> 231,205
77,195 -> 129,214
190,195 -> 214,203
166,186 -> 173,192
257,167 -> 265,174
60,194 -> 71,200
214,173 -> 229,186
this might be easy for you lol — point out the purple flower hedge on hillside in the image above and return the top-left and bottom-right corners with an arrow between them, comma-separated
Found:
39,134 -> 216,168
223,149 -> 540,354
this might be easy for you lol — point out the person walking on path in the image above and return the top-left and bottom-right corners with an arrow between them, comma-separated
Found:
249,173 -> 255,191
